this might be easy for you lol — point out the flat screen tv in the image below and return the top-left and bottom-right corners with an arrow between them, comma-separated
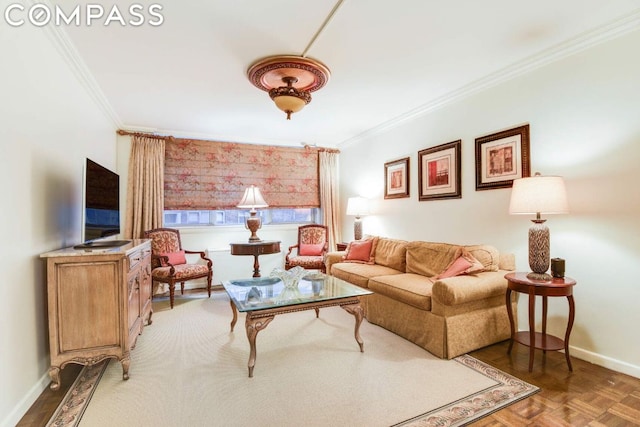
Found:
74,158 -> 130,249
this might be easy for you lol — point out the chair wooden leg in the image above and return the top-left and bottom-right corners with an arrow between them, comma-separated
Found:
207,272 -> 212,298
169,282 -> 176,309
180,282 -> 185,294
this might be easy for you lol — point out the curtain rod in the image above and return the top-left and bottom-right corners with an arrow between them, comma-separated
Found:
116,129 -> 175,141
117,130 -> 339,152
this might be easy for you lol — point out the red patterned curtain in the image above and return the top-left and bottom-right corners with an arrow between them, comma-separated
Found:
164,138 -> 319,209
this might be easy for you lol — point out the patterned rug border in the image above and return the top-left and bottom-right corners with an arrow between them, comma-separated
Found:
392,354 -> 540,426
45,360 -> 109,427
45,354 -> 537,427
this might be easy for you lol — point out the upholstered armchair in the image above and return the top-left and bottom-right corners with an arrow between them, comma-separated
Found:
144,228 -> 213,309
285,224 -> 329,273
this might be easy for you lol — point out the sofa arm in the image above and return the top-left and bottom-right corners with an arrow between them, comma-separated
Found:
325,251 -> 345,275
432,270 -> 509,306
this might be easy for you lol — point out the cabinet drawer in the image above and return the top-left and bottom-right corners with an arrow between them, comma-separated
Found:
128,251 -> 144,271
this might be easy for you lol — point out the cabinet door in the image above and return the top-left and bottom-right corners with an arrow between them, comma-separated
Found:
127,269 -> 141,332
57,262 -> 121,351
140,254 -> 152,322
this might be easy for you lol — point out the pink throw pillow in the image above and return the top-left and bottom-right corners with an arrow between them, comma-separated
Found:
343,239 -> 374,264
299,243 -> 324,256
437,255 -> 473,279
159,250 -> 186,266
437,250 -> 485,279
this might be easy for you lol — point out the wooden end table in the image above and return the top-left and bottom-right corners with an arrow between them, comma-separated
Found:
229,241 -> 280,277
505,272 -> 576,372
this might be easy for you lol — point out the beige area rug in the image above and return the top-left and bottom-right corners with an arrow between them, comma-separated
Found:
47,293 -> 537,427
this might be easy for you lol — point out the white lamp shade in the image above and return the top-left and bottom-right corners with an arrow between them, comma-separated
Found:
346,197 -> 370,217
237,185 -> 269,209
509,175 -> 569,215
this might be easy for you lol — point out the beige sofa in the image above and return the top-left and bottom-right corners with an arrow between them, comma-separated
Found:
325,237 -> 517,359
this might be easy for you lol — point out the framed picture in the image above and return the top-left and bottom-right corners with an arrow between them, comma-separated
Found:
418,140 -> 461,201
475,124 -> 530,190
384,157 -> 410,199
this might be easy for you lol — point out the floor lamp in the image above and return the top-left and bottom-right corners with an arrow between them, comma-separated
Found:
346,197 -> 369,241
509,173 -> 569,281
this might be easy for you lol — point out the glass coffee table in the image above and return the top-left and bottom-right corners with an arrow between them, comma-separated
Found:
222,273 -> 372,377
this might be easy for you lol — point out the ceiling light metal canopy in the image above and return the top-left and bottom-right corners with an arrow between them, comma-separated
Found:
247,55 -> 331,120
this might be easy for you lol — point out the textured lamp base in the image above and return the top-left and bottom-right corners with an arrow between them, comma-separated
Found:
246,214 -> 262,242
526,271 -> 553,281
528,219 -> 551,281
353,218 -> 363,241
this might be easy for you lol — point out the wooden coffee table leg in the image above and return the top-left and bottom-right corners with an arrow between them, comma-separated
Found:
229,300 -> 238,332
245,314 -> 274,377
342,302 -> 365,352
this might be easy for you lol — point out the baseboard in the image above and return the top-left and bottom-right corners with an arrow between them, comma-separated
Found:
1,372 -> 50,427
569,345 -> 640,379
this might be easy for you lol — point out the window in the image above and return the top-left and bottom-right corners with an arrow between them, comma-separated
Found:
163,208 -> 321,227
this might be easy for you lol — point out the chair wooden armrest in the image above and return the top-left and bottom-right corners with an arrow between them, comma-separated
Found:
285,244 -> 299,263
184,250 -> 212,267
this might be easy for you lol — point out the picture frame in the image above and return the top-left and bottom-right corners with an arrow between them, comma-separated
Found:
418,140 -> 461,201
384,157 -> 410,199
475,124 -> 530,190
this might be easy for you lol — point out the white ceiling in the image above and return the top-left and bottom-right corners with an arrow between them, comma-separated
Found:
61,0 -> 640,147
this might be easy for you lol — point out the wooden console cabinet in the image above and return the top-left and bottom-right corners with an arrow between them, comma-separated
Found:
40,239 -> 152,390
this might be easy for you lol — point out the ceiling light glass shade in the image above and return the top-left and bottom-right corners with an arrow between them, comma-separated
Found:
237,185 -> 268,211
509,175 -> 569,215
273,95 -> 307,114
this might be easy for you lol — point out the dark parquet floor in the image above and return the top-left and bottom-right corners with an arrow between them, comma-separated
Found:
16,290 -> 640,426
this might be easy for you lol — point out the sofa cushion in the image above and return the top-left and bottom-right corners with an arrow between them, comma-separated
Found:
368,273 -> 434,311
464,244 -> 500,272
405,242 -> 461,277
331,262 -> 402,288
373,238 -> 408,271
432,271 -> 508,306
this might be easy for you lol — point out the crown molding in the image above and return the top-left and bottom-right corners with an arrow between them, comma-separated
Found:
36,0 -> 123,128
338,9 -> 640,149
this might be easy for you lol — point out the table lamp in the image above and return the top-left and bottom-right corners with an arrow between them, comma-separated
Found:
346,197 -> 369,240
509,173 -> 568,281
237,185 -> 269,242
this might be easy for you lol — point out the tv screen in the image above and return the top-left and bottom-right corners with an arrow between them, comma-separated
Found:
82,158 -> 121,242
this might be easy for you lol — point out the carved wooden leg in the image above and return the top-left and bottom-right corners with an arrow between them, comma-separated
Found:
207,272 -> 212,298
49,367 -> 61,390
506,289 -> 515,354
252,255 -> 261,278
230,299 -> 238,332
169,281 -> 176,309
245,314 -> 274,377
565,295 -> 575,371
148,306 -> 154,325
314,307 -> 320,318
121,356 -> 130,380
342,302 -> 365,352
180,282 -> 185,295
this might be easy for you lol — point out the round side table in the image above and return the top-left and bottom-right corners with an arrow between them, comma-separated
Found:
505,272 -> 576,372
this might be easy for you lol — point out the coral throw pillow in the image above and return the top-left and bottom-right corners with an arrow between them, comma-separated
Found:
343,239 -> 375,264
299,243 -> 324,256
437,250 -> 484,279
159,250 -> 187,266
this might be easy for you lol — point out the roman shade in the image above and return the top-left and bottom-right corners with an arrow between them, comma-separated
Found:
164,138 -> 319,209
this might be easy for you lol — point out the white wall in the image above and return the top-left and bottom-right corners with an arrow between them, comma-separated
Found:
0,19 -> 117,427
339,30 -> 640,378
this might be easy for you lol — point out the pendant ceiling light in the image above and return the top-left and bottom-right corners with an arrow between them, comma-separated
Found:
247,55 -> 330,120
